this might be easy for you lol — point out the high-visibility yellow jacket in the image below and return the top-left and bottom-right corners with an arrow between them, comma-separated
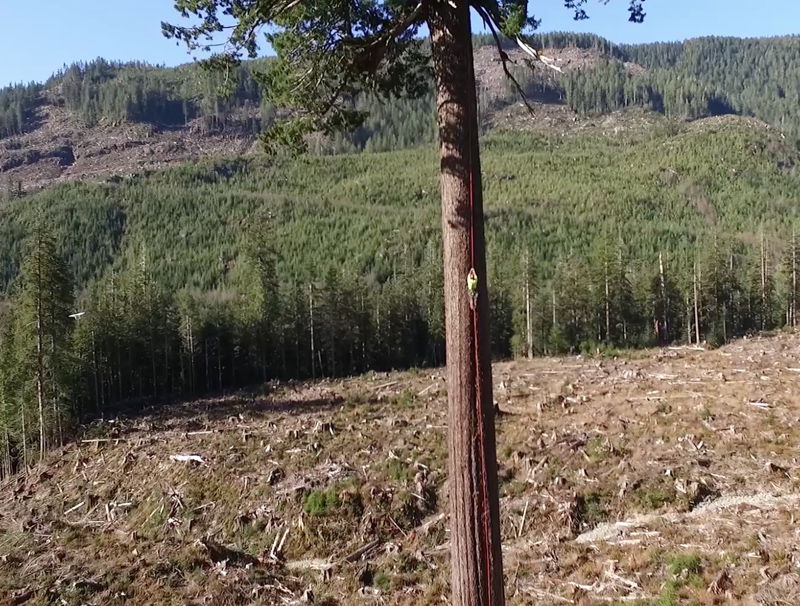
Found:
467,270 -> 478,293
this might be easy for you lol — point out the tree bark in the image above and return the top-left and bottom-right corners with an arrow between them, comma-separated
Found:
428,4 -> 504,605
309,284 -> 316,380
693,264 -> 700,345
604,258 -> 611,344
658,251 -> 667,341
793,229 -> 797,327
761,230 -> 766,330
525,253 -> 533,360
36,242 -> 46,462
722,302 -> 727,343
20,398 -> 27,472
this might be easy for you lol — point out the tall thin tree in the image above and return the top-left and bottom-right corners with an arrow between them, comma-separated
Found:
9,222 -> 74,462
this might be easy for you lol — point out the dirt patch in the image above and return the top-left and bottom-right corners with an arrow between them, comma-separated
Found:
4,332 -> 800,604
0,94 -> 260,195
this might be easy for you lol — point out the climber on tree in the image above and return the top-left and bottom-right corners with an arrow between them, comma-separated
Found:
467,268 -> 478,310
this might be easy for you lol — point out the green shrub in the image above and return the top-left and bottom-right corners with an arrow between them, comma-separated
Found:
303,489 -> 342,516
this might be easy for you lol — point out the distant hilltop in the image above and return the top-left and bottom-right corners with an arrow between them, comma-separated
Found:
1,33 -> 799,193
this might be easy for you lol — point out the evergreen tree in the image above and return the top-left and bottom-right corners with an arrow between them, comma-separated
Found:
781,227 -> 800,328
5,222 -> 74,463
589,234 -> 635,347
237,213 -> 281,381
511,249 -> 537,359
0,319 -> 18,478
745,231 -> 777,334
649,252 -> 684,345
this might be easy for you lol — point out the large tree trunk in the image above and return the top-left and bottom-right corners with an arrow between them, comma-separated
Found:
428,4 -> 504,605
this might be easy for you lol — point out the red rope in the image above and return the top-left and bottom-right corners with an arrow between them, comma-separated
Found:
468,120 -> 494,606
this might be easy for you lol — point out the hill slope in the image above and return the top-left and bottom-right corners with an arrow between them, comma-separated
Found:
2,334 -> 800,605
0,43 -> 621,194
1,114 -> 795,295
3,33 -> 800,194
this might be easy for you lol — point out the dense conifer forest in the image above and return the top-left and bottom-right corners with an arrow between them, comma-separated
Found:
1,33 -> 800,470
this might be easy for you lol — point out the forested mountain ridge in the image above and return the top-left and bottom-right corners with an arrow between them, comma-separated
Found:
2,32 -> 800,195
0,41 -> 612,194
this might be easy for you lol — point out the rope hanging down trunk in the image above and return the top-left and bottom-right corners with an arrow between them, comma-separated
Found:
467,110 -> 494,606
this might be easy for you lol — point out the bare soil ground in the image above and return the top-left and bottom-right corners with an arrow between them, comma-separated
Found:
0,93 -> 258,195
3,332 -> 800,605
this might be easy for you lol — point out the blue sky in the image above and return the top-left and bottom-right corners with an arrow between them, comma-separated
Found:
1,0 -> 798,88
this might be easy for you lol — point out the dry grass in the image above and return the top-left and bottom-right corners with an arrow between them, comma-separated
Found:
3,332 -> 800,605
